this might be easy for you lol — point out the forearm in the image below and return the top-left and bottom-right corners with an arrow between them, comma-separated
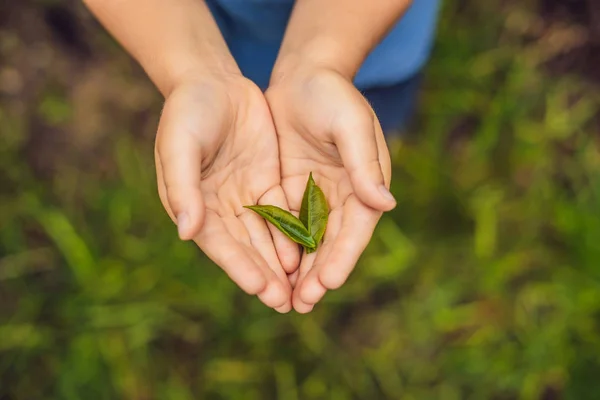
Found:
83,0 -> 239,96
272,0 -> 412,82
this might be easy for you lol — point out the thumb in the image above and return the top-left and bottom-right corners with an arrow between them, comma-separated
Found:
155,95 -> 207,241
332,108 -> 396,211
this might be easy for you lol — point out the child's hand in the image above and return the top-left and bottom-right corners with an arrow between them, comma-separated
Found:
84,0 -> 299,311
266,67 -> 396,313
156,72 -> 299,312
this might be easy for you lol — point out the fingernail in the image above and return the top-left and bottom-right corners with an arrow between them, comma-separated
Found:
379,185 -> 396,202
177,212 -> 190,239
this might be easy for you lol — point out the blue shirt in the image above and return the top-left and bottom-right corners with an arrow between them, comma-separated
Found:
206,0 -> 441,91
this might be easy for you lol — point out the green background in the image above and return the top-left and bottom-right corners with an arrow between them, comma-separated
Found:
2,0 -> 600,398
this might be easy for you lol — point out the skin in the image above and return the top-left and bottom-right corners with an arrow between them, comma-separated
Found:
267,67 -> 394,313
84,0 -> 412,313
268,0 -> 412,312
155,73 -> 298,313
84,0 -> 299,313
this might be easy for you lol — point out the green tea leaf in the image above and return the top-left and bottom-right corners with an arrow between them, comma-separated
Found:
300,172 -> 329,253
244,205 -> 316,250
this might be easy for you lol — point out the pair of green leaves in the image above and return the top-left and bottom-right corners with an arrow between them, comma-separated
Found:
244,172 -> 328,253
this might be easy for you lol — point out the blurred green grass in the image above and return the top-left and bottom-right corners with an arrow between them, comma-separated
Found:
2,0 -> 600,399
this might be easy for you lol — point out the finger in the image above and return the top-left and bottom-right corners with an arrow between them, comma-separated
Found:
220,214 -> 292,310
239,211 -> 292,311
288,269 -> 300,288
305,196 -> 381,292
290,211 -> 326,312
374,116 -> 393,188
295,207 -> 343,306
291,251 -> 318,313
332,108 -> 396,211
238,211 -> 289,283
293,300 -> 314,314
258,187 -> 301,273
288,218 -> 318,311
274,302 -> 293,314
155,97 -> 206,241
155,160 -> 175,222
280,174 -> 310,212
193,211 -> 268,296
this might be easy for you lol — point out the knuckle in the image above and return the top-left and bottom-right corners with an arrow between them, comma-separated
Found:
163,184 -> 183,211
243,274 -> 268,295
350,159 -> 383,177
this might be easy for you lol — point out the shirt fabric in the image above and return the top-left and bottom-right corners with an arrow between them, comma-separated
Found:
205,0 -> 441,131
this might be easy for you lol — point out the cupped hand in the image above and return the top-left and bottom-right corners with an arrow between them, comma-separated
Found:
266,67 -> 396,313
155,72 -> 300,312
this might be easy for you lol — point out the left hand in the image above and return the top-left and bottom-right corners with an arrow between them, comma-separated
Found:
265,66 -> 397,313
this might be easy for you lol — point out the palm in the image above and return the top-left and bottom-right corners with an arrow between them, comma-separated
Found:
278,132 -> 355,222
200,85 -> 284,218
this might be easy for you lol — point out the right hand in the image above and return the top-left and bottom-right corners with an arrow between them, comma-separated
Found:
155,72 -> 300,313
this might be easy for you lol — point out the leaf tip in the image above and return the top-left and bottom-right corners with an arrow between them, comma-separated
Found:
243,205 -> 260,213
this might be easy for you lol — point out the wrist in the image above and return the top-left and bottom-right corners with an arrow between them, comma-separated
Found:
152,51 -> 242,97
270,38 -> 358,86
271,0 -> 413,86
84,0 -> 242,97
